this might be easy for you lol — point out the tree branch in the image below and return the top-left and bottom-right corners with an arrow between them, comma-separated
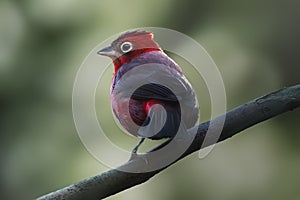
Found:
37,84 -> 300,200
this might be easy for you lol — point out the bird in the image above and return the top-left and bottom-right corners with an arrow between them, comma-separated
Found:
97,30 -> 199,156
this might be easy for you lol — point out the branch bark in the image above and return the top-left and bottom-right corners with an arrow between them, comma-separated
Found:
37,84 -> 300,200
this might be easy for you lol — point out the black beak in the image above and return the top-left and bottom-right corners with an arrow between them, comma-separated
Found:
97,45 -> 117,57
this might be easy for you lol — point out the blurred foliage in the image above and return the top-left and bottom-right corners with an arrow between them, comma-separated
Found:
0,0 -> 299,199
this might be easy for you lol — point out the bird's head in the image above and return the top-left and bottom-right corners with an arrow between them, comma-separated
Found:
97,30 -> 161,72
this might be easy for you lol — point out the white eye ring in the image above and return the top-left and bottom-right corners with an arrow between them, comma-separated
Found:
120,41 -> 133,53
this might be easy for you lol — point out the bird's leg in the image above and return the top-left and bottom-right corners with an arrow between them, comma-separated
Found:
129,138 -> 151,165
147,138 -> 173,152
129,138 -> 145,161
132,138 -> 145,154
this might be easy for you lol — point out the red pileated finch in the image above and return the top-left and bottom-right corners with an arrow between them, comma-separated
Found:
98,30 -> 199,155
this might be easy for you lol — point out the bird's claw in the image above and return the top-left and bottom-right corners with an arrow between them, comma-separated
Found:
129,152 -> 138,161
129,152 -> 149,165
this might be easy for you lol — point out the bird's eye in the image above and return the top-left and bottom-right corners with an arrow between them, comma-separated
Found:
120,41 -> 133,53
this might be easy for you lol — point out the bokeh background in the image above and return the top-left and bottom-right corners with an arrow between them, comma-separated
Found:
1,0 -> 300,199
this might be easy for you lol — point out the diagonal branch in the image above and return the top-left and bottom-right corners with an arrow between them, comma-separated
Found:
37,84 -> 300,200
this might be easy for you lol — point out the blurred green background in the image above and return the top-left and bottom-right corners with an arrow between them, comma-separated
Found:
1,0 -> 300,199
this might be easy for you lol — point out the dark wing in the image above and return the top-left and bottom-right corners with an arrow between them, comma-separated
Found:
130,83 -> 180,102
113,63 -> 189,103
111,57 -> 199,133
